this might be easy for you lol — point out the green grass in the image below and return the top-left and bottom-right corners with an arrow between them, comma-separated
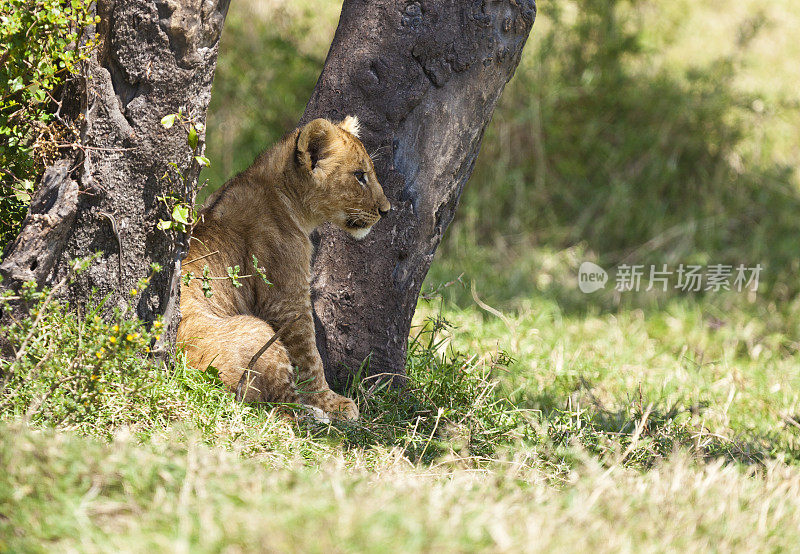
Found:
5,424 -> 800,552
3,263 -> 800,550
2,286 -> 800,551
416,289 -> 800,462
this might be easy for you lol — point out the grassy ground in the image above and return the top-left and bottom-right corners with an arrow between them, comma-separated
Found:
2,0 -> 800,550
4,271 -> 800,550
5,424 -> 800,552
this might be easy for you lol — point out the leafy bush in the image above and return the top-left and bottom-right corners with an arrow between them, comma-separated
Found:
0,0 -> 97,249
0,265 -> 165,434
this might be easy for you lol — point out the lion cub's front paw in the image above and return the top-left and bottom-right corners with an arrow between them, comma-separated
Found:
315,389 -> 359,421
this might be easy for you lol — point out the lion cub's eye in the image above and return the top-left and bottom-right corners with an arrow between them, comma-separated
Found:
353,170 -> 367,186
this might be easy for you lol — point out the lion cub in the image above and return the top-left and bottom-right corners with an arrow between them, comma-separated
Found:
178,117 -> 390,420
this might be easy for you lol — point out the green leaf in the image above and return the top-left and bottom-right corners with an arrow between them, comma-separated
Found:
171,205 -> 190,225
187,126 -> 198,150
252,255 -> 272,286
9,77 -> 23,92
157,220 -> 172,230
201,364 -> 224,385
194,155 -> 210,167
160,114 -> 176,128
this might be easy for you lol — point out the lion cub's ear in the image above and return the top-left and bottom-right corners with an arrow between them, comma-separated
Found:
337,115 -> 360,138
297,118 -> 340,179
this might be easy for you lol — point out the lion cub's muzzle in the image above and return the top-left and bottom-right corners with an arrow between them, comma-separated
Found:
344,200 -> 390,240
345,210 -> 381,230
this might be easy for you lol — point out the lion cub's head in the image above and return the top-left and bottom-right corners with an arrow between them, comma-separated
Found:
296,117 -> 391,240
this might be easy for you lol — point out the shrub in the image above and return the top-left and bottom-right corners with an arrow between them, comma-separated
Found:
0,267 -> 164,434
0,0 -> 97,249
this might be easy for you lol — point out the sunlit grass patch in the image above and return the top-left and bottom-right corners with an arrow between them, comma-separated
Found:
4,423 -> 800,552
416,275 -> 800,466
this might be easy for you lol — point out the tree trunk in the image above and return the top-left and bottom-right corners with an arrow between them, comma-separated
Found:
0,0 -> 230,346
302,0 -> 536,389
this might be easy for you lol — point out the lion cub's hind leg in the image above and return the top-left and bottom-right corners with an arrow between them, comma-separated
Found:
181,314 -> 299,404
181,314 -> 359,420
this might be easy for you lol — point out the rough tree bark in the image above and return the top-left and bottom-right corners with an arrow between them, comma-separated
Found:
0,0 -> 229,345
302,0 -> 536,389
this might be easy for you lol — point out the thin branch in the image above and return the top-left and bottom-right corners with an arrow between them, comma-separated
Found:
184,250 -> 219,265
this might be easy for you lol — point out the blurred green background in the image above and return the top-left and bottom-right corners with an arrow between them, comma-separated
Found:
204,0 -> 800,319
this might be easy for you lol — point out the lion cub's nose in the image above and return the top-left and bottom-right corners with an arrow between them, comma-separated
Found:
378,204 -> 390,216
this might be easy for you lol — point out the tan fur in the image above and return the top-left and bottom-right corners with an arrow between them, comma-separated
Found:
178,118 -> 390,420
338,115 -> 361,138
